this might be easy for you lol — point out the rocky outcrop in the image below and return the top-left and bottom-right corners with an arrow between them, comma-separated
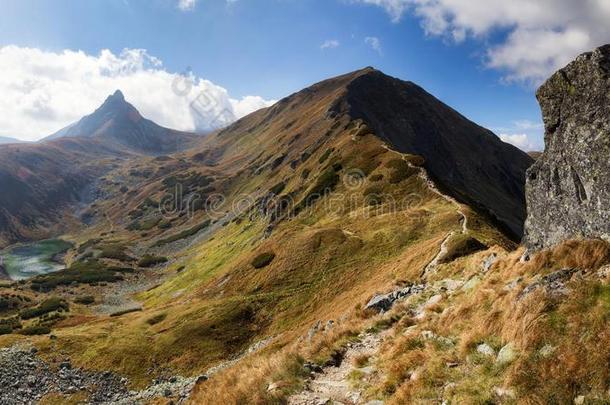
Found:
524,45 -> 610,250
0,346 -> 130,404
364,284 -> 425,313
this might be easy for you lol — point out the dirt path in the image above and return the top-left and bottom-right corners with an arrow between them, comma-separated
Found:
288,331 -> 388,405
380,144 -> 468,278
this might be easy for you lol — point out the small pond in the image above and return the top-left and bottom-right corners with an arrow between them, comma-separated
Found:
0,239 -> 72,281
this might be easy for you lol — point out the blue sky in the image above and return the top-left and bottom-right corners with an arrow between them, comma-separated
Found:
1,0 -> 607,148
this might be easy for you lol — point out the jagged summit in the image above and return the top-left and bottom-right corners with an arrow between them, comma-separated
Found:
44,90 -> 198,154
111,89 -> 125,100
99,90 -> 128,109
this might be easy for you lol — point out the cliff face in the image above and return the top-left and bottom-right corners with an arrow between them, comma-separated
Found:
524,45 -> 610,250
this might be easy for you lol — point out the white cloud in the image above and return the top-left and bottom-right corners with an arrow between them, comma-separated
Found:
514,120 -> 544,131
321,39 -> 340,50
231,95 -> 275,119
178,0 -> 237,11
352,0 -> 610,83
365,36 -> 383,55
178,0 -> 196,11
353,0 -> 409,23
0,46 -> 275,141
499,133 -> 539,152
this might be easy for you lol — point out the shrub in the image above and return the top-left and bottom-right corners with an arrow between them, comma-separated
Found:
0,324 -> 12,335
99,244 -> 134,262
269,181 -> 286,195
0,317 -> 22,330
20,297 -> 69,320
318,148 -> 334,164
440,235 -> 487,264
30,260 -> 124,291
301,168 -> 311,180
74,296 -> 95,305
405,154 -> 425,167
158,219 -> 172,230
128,217 -> 161,232
386,159 -> 418,184
110,307 -> 142,317
146,313 -> 167,325
20,325 -> 51,335
271,154 -> 287,170
369,173 -> 384,182
107,266 -> 135,273
252,252 -> 276,269
363,185 -> 384,206
138,255 -> 169,268
153,219 -> 211,247
310,168 -> 340,197
37,312 -> 67,327
77,238 -> 101,253
293,168 -> 340,214
163,172 -> 213,192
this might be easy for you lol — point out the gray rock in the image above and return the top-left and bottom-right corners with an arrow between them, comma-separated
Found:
0,345 -> 131,404
539,344 -> 556,358
519,268 -> 578,299
482,253 -> 497,272
364,284 -> 425,313
476,343 -> 495,357
504,277 -> 523,291
494,387 -> 516,399
525,44 -> 610,250
496,343 -> 517,365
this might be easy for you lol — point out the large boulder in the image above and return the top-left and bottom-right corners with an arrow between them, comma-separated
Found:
524,45 -> 610,250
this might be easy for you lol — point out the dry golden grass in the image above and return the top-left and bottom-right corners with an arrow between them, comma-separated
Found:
38,391 -> 89,405
526,238 -> 610,272
371,238 -> 610,404
189,314 -> 372,404
189,351 -> 307,405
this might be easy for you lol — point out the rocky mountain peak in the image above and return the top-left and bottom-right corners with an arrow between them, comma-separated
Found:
524,44 -> 610,250
111,89 -> 125,100
44,91 -> 198,154
97,89 -> 136,116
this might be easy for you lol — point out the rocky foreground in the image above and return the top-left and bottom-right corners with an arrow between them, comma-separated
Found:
0,345 -> 199,404
525,44 -> 610,250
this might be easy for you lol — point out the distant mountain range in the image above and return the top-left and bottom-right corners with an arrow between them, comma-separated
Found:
0,136 -> 24,145
0,91 -> 202,246
0,71 -> 532,246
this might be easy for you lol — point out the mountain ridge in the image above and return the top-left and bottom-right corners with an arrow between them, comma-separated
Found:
332,68 -> 534,239
0,136 -> 24,145
204,67 -> 533,239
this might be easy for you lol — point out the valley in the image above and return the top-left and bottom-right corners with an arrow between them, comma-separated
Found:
0,45 -> 608,405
